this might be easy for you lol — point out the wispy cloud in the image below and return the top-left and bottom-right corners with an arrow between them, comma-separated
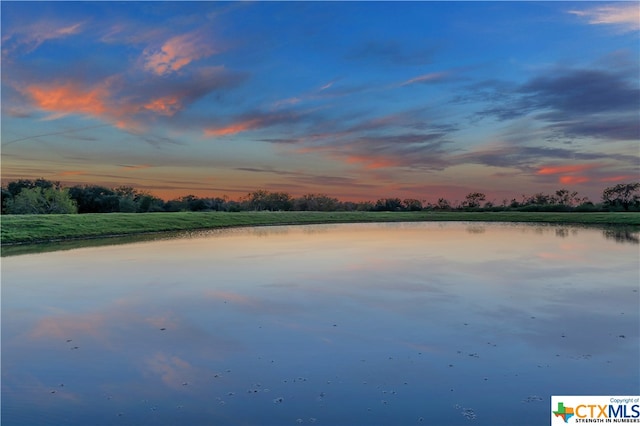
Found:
401,72 -> 451,86
203,110 -> 305,137
536,164 -> 599,176
118,164 -> 152,170
474,65 -> 640,141
142,29 -> 218,75
536,164 -> 599,185
569,4 -> 640,32
2,21 -> 84,58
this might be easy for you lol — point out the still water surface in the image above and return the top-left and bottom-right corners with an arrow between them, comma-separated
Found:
2,222 -> 639,425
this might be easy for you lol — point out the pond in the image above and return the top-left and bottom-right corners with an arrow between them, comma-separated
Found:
2,222 -> 638,425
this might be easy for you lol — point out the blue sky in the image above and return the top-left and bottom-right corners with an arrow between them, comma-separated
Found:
1,1 -> 638,202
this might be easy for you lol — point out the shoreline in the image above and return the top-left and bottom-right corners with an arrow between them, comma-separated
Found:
2,211 -> 639,247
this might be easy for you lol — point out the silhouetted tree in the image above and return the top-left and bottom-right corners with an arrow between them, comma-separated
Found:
602,183 -> 640,211
375,198 -> 403,211
435,198 -> 451,210
294,194 -> 339,211
463,192 -> 486,208
7,178 -> 60,197
402,198 -> 423,211
68,185 -> 120,213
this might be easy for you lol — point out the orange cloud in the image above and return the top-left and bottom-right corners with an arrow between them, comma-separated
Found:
25,83 -> 108,117
346,155 -> 398,170
600,175 -> 637,183
536,164 -> 596,175
204,118 -> 263,137
143,31 -> 217,75
559,175 -> 589,184
143,96 -> 181,116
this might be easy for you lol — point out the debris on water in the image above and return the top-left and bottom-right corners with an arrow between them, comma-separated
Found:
182,382 -> 188,386
296,419 -> 303,424
273,397 -> 284,404
619,335 -> 626,338
381,400 -> 388,405
50,390 -> 56,394
309,418 -> 317,424
418,417 -> 424,422
449,364 -> 454,367
461,408 -> 477,420
66,339 -> 72,342
160,328 -> 166,331
468,353 -> 479,358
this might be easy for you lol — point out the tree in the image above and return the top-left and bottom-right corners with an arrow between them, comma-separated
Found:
245,190 -> 293,211
294,193 -> 339,211
6,187 -> 77,214
68,185 -> 120,213
137,194 -> 166,212
602,183 -> 640,211
374,198 -> 403,211
463,192 -> 486,209
435,198 -> 451,210
402,198 -> 423,211
1,187 -> 12,214
7,178 -> 60,196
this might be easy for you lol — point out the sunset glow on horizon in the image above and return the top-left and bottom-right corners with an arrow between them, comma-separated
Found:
1,1 -> 638,202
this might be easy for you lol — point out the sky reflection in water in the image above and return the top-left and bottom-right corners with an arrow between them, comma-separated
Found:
2,223 -> 639,425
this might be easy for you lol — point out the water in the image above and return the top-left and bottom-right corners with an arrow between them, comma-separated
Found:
2,222 -> 638,425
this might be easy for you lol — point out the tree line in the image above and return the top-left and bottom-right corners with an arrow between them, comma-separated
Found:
1,178 -> 639,215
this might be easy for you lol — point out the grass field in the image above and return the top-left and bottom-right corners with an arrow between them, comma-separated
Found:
2,211 -> 639,246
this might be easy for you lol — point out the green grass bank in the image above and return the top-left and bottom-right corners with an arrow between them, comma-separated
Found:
2,211 -> 639,246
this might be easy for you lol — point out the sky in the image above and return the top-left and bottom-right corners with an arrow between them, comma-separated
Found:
1,1 -> 639,203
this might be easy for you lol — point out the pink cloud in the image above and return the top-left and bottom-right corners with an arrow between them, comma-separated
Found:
204,118 -> 263,137
536,164 -> 598,185
143,30 -> 217,75
25,83 -> 109,118
536,164 -> 597,175
559,175 -> 590,184
143,96 -> 182,116
569,4 -> 640,32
